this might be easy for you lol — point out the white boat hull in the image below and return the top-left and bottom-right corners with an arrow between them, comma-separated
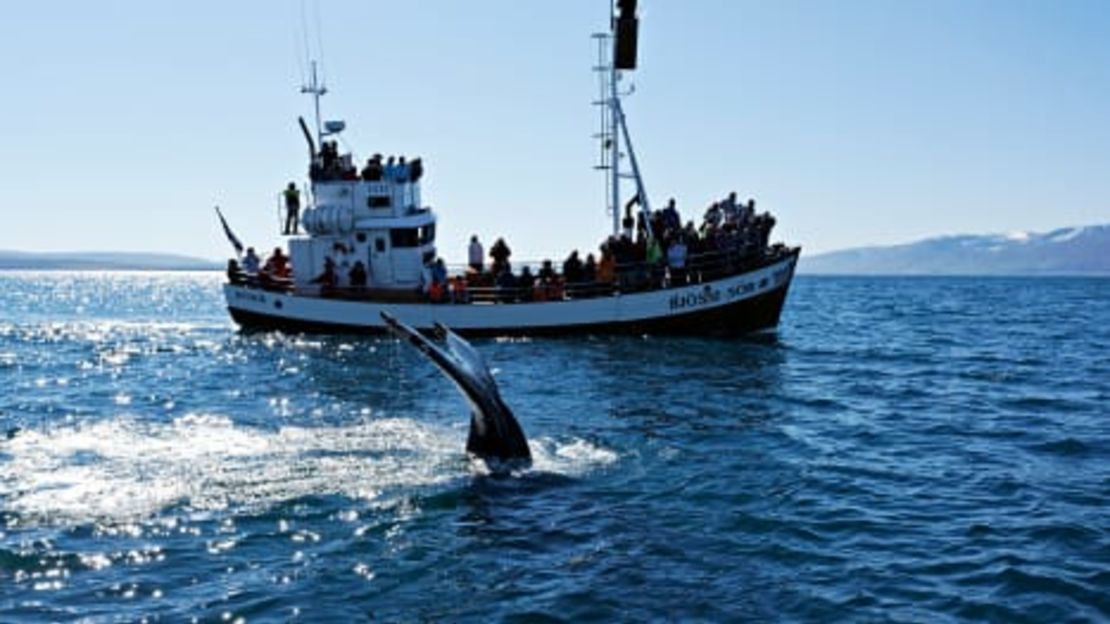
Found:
225,251 -> 799,337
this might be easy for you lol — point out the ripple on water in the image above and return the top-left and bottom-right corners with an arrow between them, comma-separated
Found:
1,273 -> 1109,620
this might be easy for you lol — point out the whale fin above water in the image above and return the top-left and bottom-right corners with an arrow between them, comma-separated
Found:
381,312 -> 532,466
434,322 -> 498,396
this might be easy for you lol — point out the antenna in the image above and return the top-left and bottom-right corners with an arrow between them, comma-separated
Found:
298,0 -> 333,150
312,0 -> 327,86
301,60 -> 327,149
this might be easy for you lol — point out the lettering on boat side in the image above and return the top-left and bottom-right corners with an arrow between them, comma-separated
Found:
669,285 -> 726,311
668,274 -> 777,312
233,290 -> 267,304
727,281 -> 758,299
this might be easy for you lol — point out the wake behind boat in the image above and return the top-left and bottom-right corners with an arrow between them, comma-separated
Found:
221,1 -> 799,337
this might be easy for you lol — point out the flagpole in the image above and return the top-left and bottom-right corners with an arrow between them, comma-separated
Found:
215,206 -> 245,259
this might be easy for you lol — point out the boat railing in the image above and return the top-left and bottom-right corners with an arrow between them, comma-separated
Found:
432,244 -> 793,304
230,244 -> 795,302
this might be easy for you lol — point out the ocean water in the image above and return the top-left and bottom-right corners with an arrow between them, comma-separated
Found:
0,271 -> 1107,622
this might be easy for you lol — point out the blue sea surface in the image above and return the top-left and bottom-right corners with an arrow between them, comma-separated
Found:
1,271 -> 1107,622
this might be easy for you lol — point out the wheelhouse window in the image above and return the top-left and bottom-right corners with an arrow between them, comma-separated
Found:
419,224 -> 435,245
390,228 -> 420,248
368,195 -> 391,208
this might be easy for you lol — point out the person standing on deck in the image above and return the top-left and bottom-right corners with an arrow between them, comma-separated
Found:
667,237 -> 688,286
468,235 -> 484,273
282,182 -> 301,235
489,238 -> 512,275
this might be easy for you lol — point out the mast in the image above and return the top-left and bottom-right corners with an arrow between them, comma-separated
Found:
592,32 -> 616,235
594,0 -> 649,238
609,1 -> 622,236
301,61 -> 327,149
615,97 -> 650,219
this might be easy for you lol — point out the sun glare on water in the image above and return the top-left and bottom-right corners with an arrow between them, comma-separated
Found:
0,414 -> 617,526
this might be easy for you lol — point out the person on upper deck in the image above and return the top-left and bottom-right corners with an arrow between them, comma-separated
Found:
361,155 -> 383,181
738,198 -> 755,226
703,201 -> 722,230
662,198 -> 682,232
490,238 -> 512,275
468,235 -> 484,273
320,142 -> 341,180
282,182 -> 301,235
721,192 -> 739,224
395,156 -> 409,183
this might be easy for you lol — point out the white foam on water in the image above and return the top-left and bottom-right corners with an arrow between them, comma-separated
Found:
0,415 -> 619,525
0,414 -> 461,524
529,437 -> 620,477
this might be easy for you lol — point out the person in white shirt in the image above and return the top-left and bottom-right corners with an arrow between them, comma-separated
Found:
242,247 -> 261,274
667,239 -> 688,286
468,235 -> 484,273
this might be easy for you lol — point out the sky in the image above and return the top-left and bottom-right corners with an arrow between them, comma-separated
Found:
0,0 -> 1107,262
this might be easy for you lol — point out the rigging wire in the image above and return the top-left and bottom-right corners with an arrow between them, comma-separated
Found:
313,0 -> 328,88
291,0 -> 307,86
300,0 -> 313,76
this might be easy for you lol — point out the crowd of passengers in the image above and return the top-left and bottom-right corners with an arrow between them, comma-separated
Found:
226,246 -> 293,289
311,141 -> 424,184
421,192 -> 781,304
228,192 -> 783,301
227,242 -> 369,292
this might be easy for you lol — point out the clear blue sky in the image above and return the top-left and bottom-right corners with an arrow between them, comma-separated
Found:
1,1 -> 1107,261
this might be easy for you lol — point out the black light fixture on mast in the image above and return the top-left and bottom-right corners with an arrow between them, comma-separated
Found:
614,0 -> 639,70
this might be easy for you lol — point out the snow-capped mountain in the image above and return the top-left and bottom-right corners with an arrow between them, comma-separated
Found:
802,225 -> 1110,275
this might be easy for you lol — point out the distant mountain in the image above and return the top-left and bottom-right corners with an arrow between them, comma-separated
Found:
0,250 -> 221,271
801,225 -> 1110,276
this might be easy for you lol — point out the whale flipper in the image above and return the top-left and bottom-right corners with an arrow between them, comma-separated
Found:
381,312 -> 532,466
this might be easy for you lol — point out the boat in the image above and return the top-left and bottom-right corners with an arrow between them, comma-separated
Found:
221,1 -> 800,337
